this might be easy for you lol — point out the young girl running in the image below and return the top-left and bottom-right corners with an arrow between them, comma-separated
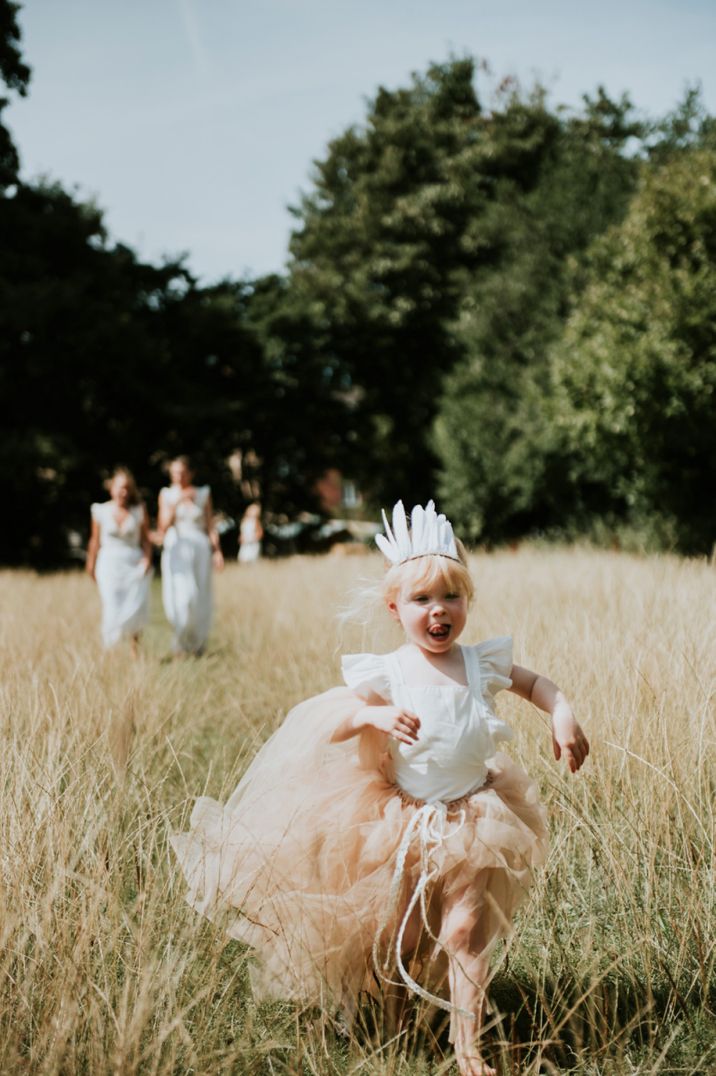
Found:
171,501 -> 589,1075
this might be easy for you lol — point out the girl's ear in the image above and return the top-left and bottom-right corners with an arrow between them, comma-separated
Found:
386,599 -> 401,623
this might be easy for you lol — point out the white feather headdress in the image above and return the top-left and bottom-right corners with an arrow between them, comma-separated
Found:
375,500 -> 459,565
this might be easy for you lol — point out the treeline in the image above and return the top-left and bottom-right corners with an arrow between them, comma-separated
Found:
1,2 -> 714,563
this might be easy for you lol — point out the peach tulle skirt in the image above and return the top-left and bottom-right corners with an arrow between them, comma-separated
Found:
170,687 -> 548,1026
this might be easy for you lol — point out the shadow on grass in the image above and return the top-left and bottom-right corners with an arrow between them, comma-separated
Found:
176,937 -> 716,1074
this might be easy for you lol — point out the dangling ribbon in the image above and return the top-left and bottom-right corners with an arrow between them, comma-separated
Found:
372,801 -> 475,1018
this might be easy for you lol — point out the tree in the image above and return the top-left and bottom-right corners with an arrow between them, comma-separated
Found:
0,0 -> 30,185
548,148 -> 716,553
434,88 -> 643,541
286,59 -> 487,506
0,180 -> 272,563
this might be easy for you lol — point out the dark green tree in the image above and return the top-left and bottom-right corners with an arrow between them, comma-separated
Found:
548,147 -> 716,553
434,88 -> 644,541
286,59 -> 488,506
0,181 -> 271,562
0,0 -> 30,185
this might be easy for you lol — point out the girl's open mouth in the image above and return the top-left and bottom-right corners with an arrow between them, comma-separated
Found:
428,624 -> 450,639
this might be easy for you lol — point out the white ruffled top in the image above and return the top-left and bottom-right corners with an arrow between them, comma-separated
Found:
161,485 -> 210,536
342,638 -> 514,804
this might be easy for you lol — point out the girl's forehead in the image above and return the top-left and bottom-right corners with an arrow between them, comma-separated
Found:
401,581 -> 463,597
399,570 -> 466,595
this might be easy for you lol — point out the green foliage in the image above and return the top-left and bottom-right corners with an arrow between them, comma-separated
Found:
286,59 -> 486,505
0,180 -> 360,563
549,148 -> 716,553
0,0 -> 30,186
435,88 -> 642,542
0,182 -> 264,562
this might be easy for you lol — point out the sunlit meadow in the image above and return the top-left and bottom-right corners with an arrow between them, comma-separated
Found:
0,548 -> 714,1074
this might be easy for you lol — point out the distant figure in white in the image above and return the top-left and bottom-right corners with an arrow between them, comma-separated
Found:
158,456 -> 224,656
86,467 -> 153,653
238,502 -> 264,563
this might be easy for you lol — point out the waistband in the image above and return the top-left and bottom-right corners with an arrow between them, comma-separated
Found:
393,770 -> 493,813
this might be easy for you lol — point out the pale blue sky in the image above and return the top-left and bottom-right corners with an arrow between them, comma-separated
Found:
8,1 -> 716,282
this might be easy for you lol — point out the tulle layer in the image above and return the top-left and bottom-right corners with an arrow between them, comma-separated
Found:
170,687 -> 548,1020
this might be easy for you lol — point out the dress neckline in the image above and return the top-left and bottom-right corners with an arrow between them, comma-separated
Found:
109,502 -> 135,533
391,644 -> 474,692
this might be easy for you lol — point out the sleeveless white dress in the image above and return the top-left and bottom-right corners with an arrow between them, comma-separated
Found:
170,638 -> 548,1033
161,485 -> 213,654
238,517 -> 262,563
91,501 -> 151,648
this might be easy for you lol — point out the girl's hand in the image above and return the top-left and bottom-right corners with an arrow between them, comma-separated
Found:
212,549 -> 224,571
140,556 -> 152,576
86,564 -> 96,583
361,705 -> 420,745
551,705 -> 590,773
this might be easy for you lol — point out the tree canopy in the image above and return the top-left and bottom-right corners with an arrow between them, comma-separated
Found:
2,4 -> 714,561
548,148 -> 716,553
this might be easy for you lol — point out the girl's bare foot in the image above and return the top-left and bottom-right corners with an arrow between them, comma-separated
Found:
455,1049 -> 496,1076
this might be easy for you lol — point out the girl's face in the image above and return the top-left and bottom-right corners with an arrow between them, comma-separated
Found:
388,581 -> 468,654
169,461 -> 191,487
110,475 -> 131,505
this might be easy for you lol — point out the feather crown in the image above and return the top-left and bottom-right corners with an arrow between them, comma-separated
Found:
375,500 -> 459,565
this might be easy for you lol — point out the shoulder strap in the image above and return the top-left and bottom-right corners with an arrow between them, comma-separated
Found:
462,645 -> 483,697
383,650 -> 405,689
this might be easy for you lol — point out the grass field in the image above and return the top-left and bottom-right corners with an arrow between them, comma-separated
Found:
0,548 -> 714,1075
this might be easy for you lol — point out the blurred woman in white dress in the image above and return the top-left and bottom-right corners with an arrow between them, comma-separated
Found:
86,468 -> 153,652
158,457 -> 223,656
238,502 -> 263,563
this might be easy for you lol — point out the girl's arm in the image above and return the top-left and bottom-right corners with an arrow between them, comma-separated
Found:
509,665 -> 589,773
140,506 -> 153,573
157,489 -> 176,536
86,516 -> 100,581
204,492 -> 224,569
330,694 -> 420,745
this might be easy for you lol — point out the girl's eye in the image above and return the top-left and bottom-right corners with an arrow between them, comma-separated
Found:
413,594 -> 429,603
445,593 -> 459,601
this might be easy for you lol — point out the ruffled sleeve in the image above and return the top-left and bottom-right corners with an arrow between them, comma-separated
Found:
466,637 -> 515,745
473,636 -> 513,703
341,652 -> 392,703
90,502 -> 103,523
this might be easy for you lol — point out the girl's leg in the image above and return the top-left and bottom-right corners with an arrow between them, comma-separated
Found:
382,899 -> 425,1035
440,886 -> 496,1076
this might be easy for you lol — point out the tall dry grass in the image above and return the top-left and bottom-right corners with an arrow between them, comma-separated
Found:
0,548 -> 713,1074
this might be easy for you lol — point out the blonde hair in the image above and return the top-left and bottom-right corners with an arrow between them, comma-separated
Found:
337,538 -> 474,650
381,540 -> 474,605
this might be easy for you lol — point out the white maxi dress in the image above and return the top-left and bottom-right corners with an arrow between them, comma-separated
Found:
161,485 -> 213,654
91,501 -> 151,648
